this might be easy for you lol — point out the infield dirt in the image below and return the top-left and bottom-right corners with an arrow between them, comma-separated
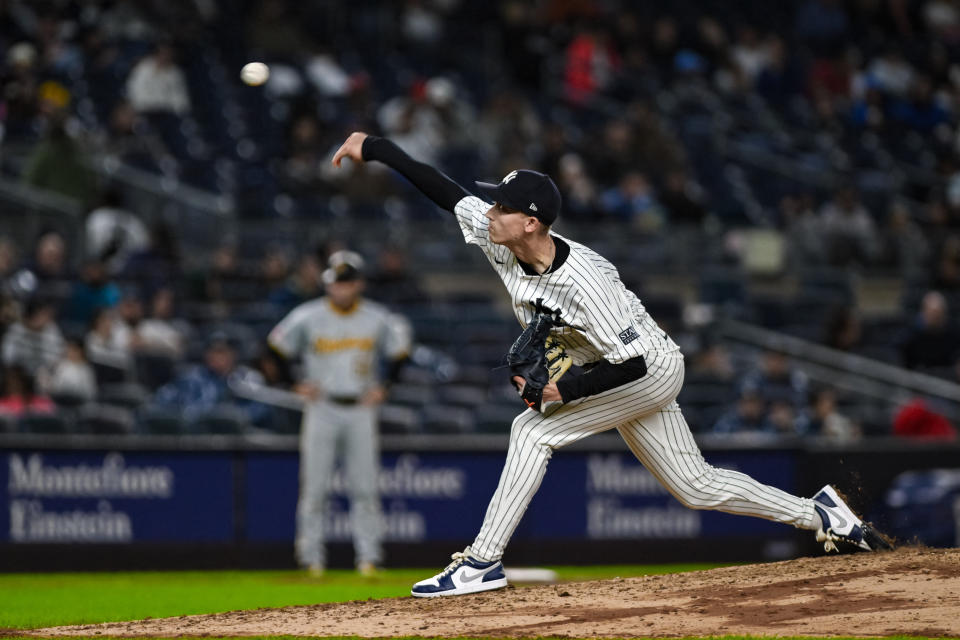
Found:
30,546 -> 960,638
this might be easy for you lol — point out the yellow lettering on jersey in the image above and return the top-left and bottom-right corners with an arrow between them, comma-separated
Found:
312,337 -> 376,353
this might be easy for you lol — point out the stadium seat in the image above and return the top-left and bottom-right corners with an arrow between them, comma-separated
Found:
379,404 -> 421,434
387,383 -> 435,409
18,412 -> 69,434
436,384 -> 488,409
98,383 -> 151,410
474,404 -> 519,434
77,404 -> 135,435
134,352 -> 180,390
188,405 -> 250,435
138,407 -> 185,436
420,405 -> 475,434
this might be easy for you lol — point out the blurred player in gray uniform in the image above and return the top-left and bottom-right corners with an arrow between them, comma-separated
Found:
332,132 -> 892,598
268,250 -> 412,576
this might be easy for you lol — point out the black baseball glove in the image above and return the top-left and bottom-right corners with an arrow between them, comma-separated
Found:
503,299 -> 572,411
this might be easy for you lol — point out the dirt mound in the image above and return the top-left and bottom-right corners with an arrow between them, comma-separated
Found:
31,547 -> 960,638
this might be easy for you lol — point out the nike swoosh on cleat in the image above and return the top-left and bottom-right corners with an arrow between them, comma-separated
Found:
460,565 -> 498,583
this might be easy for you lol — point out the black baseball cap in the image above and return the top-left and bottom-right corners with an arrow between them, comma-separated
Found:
475,170 -> 562,225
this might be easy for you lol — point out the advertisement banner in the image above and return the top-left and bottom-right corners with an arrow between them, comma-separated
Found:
245,449 -> 794,543
1,451 -> 234,543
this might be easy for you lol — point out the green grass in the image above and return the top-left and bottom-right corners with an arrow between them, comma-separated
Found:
1,564 -> 722,630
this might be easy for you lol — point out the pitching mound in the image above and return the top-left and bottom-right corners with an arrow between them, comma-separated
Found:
31,547 -> 960,638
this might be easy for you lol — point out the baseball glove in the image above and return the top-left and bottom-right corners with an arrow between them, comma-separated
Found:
503,299 -> 572,411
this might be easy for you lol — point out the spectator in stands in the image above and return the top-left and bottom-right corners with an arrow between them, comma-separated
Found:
738,350 -> 809,412
122,221 -> 181,290
188,241 -> 239,318
66,260 -> 120,326
366,245 -> 425,306
22,230 -> 70,299
1,297 -> 64,378
136,286 -> 185,358
152,332 -> 266,424
819,185 -> 879,266
767,398 -> 809,437
268,252 -> 323,314
806,387 -> 860,441
892,397 -> 957,439
125,41 -> 190,116
659,169 -> 707,227
888,74 -> 949,133
795,0 -> 850,56
781,193 -> 826,267
899,290 -> 960,371
0,365 -> 54,417
712,390 -> 774,434
1,41 -> 40,141
599,171 -> 665,233
933,233 -> 960,291
85,188 -> 150,273
555,152 -> 598,219
260,245 -> 292,292
822,304 -> 863,352
878,200 -> 929,276
21,115 -> 97,206
563,23 -> 620,106
755,35 -> 802,106
98,100 -> 169,171
43,337 -> 97,403
0,236 -> 19,285
246,0 -> 312,58
686,340 -> 736,384
84,306 -> 132,372
282,114 -> 325,193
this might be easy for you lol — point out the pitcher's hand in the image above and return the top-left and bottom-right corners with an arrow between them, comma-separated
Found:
332,132 -> 368,168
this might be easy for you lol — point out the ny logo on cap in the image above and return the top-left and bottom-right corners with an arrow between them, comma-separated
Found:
502,170 -> 518,184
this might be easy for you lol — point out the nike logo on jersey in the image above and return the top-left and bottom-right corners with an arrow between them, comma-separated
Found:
459,565 -> 498,583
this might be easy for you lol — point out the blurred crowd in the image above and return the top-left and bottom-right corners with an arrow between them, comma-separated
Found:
2,0 -> 960,439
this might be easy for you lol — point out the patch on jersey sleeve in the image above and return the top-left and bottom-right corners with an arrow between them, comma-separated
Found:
618,326 -> 640,345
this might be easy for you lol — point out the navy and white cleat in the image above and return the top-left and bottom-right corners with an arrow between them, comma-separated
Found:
411,548 -> 508,597
812,485 -> 893,552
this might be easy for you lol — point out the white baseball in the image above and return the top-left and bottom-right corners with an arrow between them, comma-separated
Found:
240,62 -> 269,86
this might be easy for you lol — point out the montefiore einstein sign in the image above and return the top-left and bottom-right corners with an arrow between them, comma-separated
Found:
7,453 -> 174,542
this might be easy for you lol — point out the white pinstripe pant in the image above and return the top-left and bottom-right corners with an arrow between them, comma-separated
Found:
470,351 -> 818,561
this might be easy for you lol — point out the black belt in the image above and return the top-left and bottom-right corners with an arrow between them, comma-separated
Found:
327,395 -> 360,406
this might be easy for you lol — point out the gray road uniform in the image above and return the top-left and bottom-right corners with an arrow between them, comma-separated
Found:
269,297 -> 412,569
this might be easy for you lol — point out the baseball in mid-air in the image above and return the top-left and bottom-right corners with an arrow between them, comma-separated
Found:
240,62 -> 269,86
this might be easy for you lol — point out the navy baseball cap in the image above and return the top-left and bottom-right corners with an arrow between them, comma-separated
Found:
475,170 -> 562,225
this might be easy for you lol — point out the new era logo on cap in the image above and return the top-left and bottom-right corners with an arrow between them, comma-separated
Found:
475,170 -> 562,225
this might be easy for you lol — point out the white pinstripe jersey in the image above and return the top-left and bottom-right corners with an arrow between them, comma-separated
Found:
455,196 -> 680,366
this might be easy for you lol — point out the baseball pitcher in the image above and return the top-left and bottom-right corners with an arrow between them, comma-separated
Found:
332,132 -> 892,597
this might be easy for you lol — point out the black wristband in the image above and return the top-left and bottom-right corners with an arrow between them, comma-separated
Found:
556,356 -> 647,403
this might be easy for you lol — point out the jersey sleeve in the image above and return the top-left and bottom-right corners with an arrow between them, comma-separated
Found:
454,196 -> 493,248
573,272 -> 648,364
380,311 -> 413,360
454,195 -> 512,265
267,305 -> 310,358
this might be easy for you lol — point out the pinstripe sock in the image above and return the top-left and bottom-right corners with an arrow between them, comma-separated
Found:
469,353 -> 817,562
